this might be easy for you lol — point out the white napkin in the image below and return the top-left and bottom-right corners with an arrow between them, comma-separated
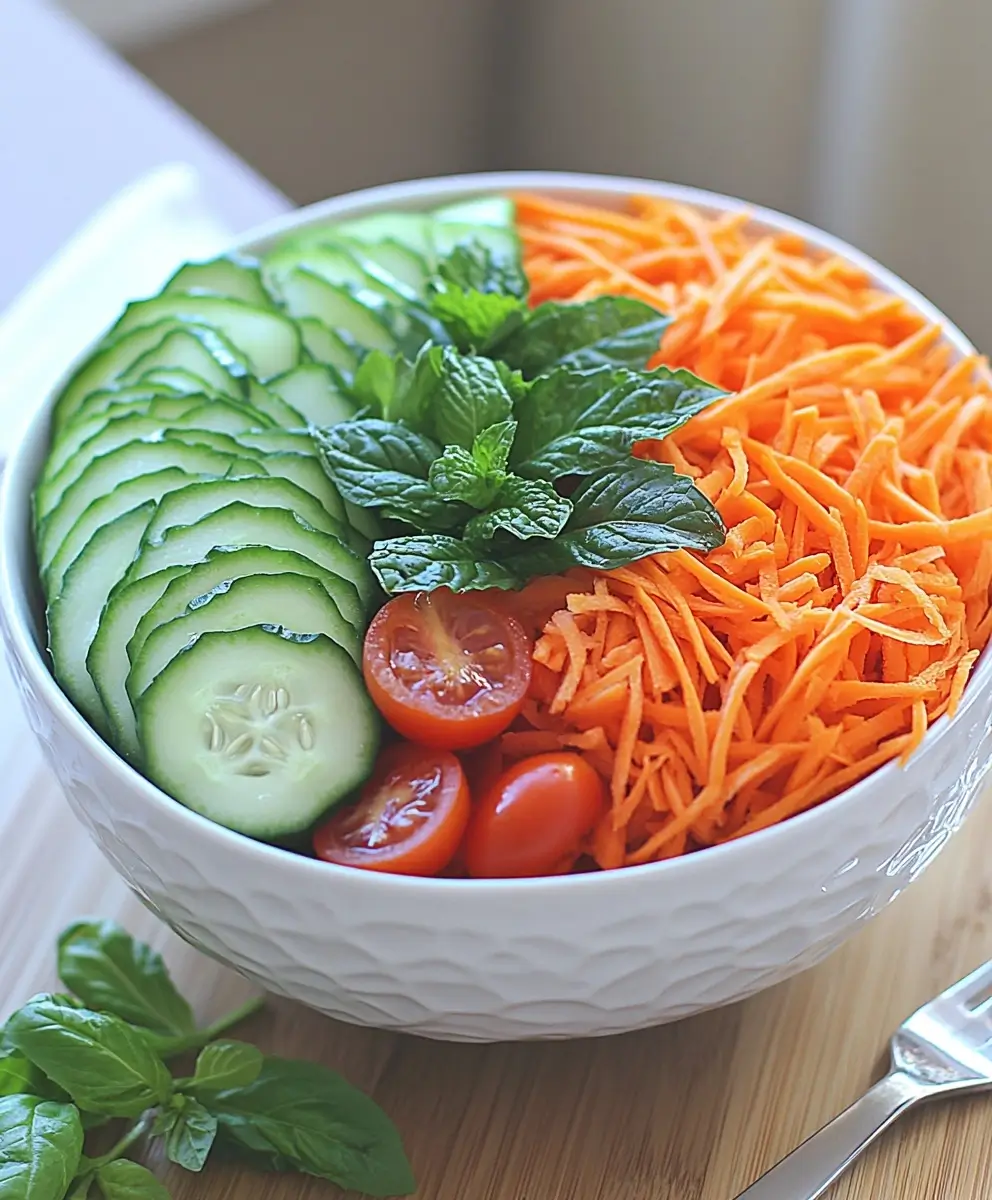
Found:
0,162 -> 235,464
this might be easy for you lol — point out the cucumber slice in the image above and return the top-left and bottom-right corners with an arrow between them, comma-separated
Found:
124,501 -> 374,609
234,430 -> 313,454
170,400 -> 274,436
274,269 -> 396,353
266,364 -> 356,428
342,237 -> 429,297
89,563 -> 189,760
163,256 -> 273,308
297,318 -> 359,377
141,475 -> 348,545
130,367 -> 227,397
336,212 -> 434,261
47,501 -> 157,734
44,467 -> 194,598
54,320 -> 182,427
131,545 -> 364,659
45,395 -> 203,484
128,573 -> 361,702
108,295 -> 301,380
256,453 -> 354,535
433,196 -> 514,227
119,328 -> 249,400
432,220 -> 520,266
245,379 -> 305,428
72,384 -> 185,428
268,241 -> 415,306
37,440 -> 252,575
138,626 -> 380,840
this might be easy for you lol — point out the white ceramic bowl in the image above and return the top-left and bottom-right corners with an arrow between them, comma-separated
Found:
3,172 -> 992,1043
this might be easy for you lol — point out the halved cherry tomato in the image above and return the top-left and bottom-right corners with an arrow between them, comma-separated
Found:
313,742 -> 470,876
463,752 -> 608,878
363,589 -> 532,751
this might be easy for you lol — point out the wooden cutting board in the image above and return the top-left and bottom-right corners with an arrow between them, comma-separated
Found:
2,656 -> 991,1200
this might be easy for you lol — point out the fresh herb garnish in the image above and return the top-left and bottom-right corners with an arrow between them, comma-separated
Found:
0,920 -> 414,1198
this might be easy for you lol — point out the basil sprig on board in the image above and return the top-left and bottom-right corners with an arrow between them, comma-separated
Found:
317,239 -> 728,594
0,920 -> 414,1198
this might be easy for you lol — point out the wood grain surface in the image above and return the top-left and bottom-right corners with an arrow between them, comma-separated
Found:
2,659 -> 991,1200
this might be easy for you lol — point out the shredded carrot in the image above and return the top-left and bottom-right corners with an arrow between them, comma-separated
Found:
510,191 -> 990,868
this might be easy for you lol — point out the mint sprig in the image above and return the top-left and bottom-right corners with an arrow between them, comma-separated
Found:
0,920 -> 414,1198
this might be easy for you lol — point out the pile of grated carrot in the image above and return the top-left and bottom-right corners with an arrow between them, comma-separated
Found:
500,190 -> 992,869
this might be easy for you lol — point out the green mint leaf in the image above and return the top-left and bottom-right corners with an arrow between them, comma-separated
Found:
204,1057 -> 415,1197
0,1094 -> 83,1200
349,350 -> 411,418
386,344 -> 443,428
471,419 -> 517,477
464,477 -> 572,543
190,1041 -> 263,1093
57,921 -> 195,1038
435,240 -> 528,300
370,535 -> 520,594
164,1099 -> 216,1173
504,462 -> 725,576
428,348 -> 514,450
0,1050 -> 69,1103
512,365 -> 727,479
495,296 -> 671,377
5,997 -> 172,1118
428,446 -> 497,509
315,419 -> 466,531
430,288 -> 524,354
95,1160 -> 170,1199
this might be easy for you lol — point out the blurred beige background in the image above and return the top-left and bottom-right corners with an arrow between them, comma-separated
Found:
59,0 -> 992,350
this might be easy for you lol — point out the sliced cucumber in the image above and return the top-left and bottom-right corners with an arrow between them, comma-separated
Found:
37,440 -> 252,574
44,394 -> 203,484
169,400 -> 274,437
274,269 -> 396,353
47,501 -> 157,734
141,475 -> 348,546
266,364 -> 356,428
342,236 -> 429,297
124,502 -> 374,609
138,626 -> 380,840
432,220 -> 520,266
72,384 -> 185,427
108,295 -> 301,380
128,573 -> 361,702
265,241 -> 368,291
245,379 -> 305,428
44,467 -> 194,598
234,429 -> 313,455
256,453 -> 354,533
163,256 -> 273,308
335,212 -> 434,261
89,563 -> 189,760
54,320 -> 182,426
118,328 -> 249,399
130,367 -> 227,397
434,196 -> 515,227
297,318 -> 359,377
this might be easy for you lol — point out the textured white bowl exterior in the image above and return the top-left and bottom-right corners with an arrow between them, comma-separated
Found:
3,172 -> 992,1042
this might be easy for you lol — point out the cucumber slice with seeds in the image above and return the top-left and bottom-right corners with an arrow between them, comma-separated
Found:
48,501 -> 158,733
138,626 -> 380,840
127,572 -> 361,703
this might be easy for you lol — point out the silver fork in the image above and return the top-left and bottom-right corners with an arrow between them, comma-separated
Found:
734,958 -> 992,1199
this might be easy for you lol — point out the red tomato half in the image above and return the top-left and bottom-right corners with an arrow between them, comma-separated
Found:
463,752 -> 608,878
363,590 -> 532,751
313,743 -> 470,876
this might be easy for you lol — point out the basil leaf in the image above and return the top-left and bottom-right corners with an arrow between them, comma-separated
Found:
512,365 -> 727,479
0,1051 -> 68,1103
505,462 -> 725,575
431,288 -> 525,354
428,421 -> 517,509
5,997 -> 172,1118
435,240 -> 528,300
0,1094 -> 83,1199
495,296 -> 671,377
164,1099 -> 216,1173
95,1160 -> 170,1200
205,1057 -> 415,1197
190,1041 -> 263,1093
428,349 -> 514,450
465,478 -> 572,543
370,536 -> 519,594
57,921 -> 195,1038
67,1177 -> 93,1200
315,420 -> 466,531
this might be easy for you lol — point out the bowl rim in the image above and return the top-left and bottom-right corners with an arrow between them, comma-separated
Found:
2,167 -> 987,897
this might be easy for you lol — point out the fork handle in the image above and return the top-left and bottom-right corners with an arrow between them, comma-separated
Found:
733,1070 -> 928,1199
